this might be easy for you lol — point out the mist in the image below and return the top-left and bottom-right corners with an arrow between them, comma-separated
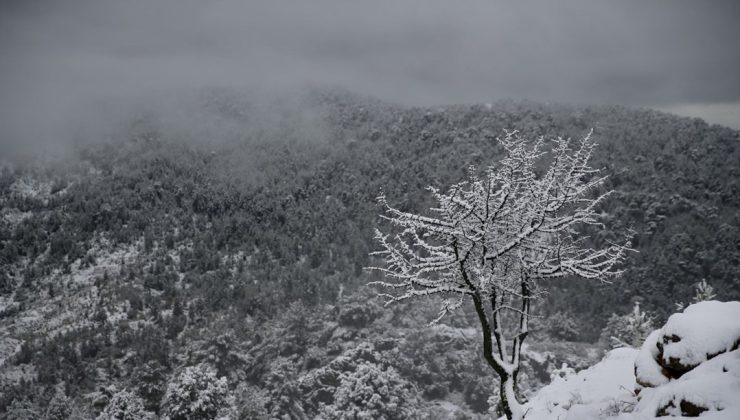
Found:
2,0 -> 739,158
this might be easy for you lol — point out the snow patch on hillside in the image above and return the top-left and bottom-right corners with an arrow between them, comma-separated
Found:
0,209 -> 33,228
518,301 -> 740,419
9,177 -> 52,199
0,238 -> 142,366
520,347 -> 638,420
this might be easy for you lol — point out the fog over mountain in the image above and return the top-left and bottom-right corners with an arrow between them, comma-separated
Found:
1,2 -> 739,419
1,0 -> 739,158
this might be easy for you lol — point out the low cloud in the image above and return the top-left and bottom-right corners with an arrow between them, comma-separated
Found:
2,0 -> 739,157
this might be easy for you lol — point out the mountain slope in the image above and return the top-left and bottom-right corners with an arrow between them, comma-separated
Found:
0,89 -> 738,416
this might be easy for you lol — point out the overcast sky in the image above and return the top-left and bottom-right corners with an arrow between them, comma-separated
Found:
1,0 -> 739,155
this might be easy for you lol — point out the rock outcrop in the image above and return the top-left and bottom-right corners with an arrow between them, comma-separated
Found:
633,301 -> 740,417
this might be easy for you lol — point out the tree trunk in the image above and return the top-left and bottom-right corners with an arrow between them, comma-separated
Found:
468,289 -> 525,420
499,373 -> 524,420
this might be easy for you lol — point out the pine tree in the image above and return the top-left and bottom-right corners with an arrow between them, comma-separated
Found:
318,362 -> 420,420
674,279 -> 718,311
603,301 -> 654,348
163,365 -> 229,420
692,279 -> 716,303
5,398 -> 41,420
44,387 -> 72,420
97,389 -> 153,420
132,361 -> 167,413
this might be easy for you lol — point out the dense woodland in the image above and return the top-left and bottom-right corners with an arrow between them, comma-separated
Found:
0,89 -> 738,418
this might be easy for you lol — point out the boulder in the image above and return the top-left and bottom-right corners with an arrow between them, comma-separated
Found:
634,330 -> 670,389
637,348 -> 740,417
633,301 -> 740,417
657,301 -> 740,376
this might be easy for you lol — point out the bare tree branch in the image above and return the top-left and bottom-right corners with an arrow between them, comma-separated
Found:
368,130 -> 633,420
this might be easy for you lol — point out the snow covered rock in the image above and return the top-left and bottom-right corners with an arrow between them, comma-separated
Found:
634,349 -> 740,419
634,330 -> 669,389
518,301 -> 740,419
655,301 -> 740,376
631,301 -> 740,418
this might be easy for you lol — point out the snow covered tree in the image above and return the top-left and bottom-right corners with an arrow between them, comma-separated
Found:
543,311 -> 580,341
132,360 -> 167,413
44,387 -> 73,420
318,362 -> 420,420
163,364 -> 229,420
370,130 -> 632,420
97,389 -> 153,420
674,279 -> 717,311
692,279 -> 716,303
5,398 -> 41,420
601,301 -> 653,348
549,362 -> 576,381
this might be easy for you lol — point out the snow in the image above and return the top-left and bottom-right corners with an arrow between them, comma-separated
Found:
659,301 -> 740,369
517,301 -> 740,419
9,177 -> 51,199
518,347 -> 639,420
519,347 -> 740,419
631,349 -> 740,420
0,236 -> 144,369
69,241 -> 139,287
0,209 -> 32,227
428,323 -> 478,340
0,337 -> 21,368
0,363 -> 36,385
634,330 -> 668,388
521,343 -> 549,365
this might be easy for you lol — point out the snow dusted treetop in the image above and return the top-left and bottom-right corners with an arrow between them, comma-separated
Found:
164,364 -> 228,420
97,389 -> 153,420
609,301 -> 654,349
370,130 -> 633,420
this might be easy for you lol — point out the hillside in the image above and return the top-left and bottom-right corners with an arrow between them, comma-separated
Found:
0,89 -> 738,417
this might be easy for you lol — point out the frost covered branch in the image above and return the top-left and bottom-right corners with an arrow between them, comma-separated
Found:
368,130 -> 633,420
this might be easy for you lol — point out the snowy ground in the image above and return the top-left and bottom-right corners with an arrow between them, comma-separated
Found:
0,237 -> 141,370
520,347 -> 639,420
518,301 -> 740,420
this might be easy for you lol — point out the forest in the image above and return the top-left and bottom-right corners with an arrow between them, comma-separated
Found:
0,89 -> 738,418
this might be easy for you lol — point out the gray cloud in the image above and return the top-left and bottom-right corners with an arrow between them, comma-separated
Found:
2,0 -> 739,157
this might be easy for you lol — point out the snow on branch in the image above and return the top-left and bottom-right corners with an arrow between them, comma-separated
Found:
368,130 -> 633,420
369,130 -> 633,316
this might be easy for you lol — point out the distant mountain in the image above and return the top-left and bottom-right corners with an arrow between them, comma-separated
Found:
0,89 -> 738,417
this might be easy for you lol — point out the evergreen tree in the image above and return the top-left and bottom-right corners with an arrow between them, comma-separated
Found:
97,389 -> 153,420
132,361 -> 168,413
5,398 -> 41,420
675,279 -> 718,311
318,362 -> 420,420
601,301 -> 654,348
44,387 -> 72,420
163,365 -> 228,420
692,279 -> 717,303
